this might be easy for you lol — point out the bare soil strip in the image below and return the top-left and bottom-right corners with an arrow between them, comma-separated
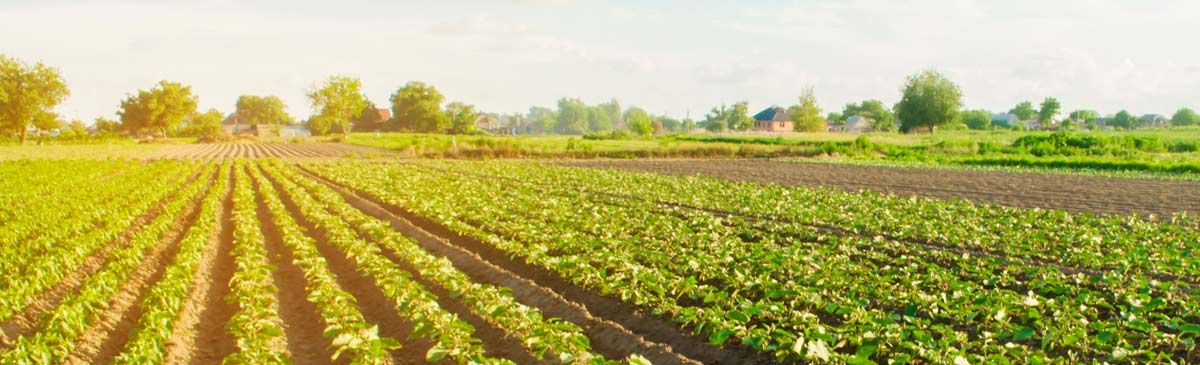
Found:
257,169 -> 435,364
299,168 -> 765,365
0,169 -> 203,350
252,175 -> 341,365
148,143 -> 395,160
65,171 -> 216,364
168,167 -> 237,364
561,159 -> 1200,217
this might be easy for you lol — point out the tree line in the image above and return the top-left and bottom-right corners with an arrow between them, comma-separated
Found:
4,54 -> 1200,144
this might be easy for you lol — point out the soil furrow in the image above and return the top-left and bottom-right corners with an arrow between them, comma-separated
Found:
258,166 -> 434,364
170,166 -> 237,364
299,167 -> 767,365
0,169 -> 202,350
65,170 -> 216,364
252,173 -> 340,365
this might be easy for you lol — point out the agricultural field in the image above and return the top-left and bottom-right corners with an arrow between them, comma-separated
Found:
0,145 -> 1198,364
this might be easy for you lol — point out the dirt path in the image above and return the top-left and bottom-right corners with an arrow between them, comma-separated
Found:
562,159 -> 1200,217
300,168 -> 766,365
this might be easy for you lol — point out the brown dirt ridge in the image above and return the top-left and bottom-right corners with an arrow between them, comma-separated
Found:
561,159 -> 1200,217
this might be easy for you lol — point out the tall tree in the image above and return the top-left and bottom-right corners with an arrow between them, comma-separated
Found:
0,55 -> 70,144
960,109 -> 993,130
526,106 -> 556,133
118,80 -> 198,137
826,112 -> 844,125
789,87 -> 826,132
597,99 -> 622,129
1038,97 -> 1061,124
235,95 -> 292,126
555,98 -> 588,134
586,106 -> 614,133
66,119 -> 88,138
355,99 -> 387,131
1009,101 -> 1036,121
93,116 -> 121,134
1110,110 -> 1137,129
1171,108 -> 1200,126
445,101 -> 478,134
390,81 -> 447,132
307,76 -> 366,136
727,102 -> 754,131
1068,109 -> 1100,123
842,99 -> 895,129
624,107 -> 653,136
181,108 -> 224,137
895,70 -> 963,133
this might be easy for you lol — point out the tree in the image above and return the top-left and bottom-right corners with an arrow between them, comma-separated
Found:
390,81 -> 447,132
1110,110 -> 1137,129
624,107 -> 653,136
586,106 -> 614,133
307,76 -> 366,136
727,102 -> 754,131
826,112 -> 844,125
1009,101 -> 1036,121
895,70 -> 963,133
66,119 -> 88,138
789,87 -> 826,132
555,98 -> 588,134
94,117 -> 121,134
355,99 -> 387,131
118,80 -> 198,137
180,108 -> 224,137
235,95 -> 292,126
1038,97 -> 1061,124
657,116 -> 681,132
1171,108 -> 1200,126
703,104 -> 732,133
681,118 -> 697,132
1068,109 -> 1100,124
0,55 -> 70,144
598,99 -> 621,130
445,101 -> 478,134
961,109 -> 993,130
526,106 -> 556,133
842,99 -> 895,129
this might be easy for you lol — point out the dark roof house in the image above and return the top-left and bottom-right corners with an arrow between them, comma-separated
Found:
753,106 -> 793,133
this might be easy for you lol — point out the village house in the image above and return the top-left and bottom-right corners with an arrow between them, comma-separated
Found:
752,106 -> 793,133
1140,114 -> 1169,128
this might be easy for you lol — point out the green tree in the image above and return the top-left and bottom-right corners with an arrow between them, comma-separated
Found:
843,99 -> 895,129
1171,108 -> 1200,126
1110,110 -> 1137,129
657,116 -> 681,132
961,109 -> 993,130
826,112 -> 844,125
66,119 -> 88,138
1038,97 -> 1061,124
93,116 -> 121,134
597,99 -> 621,130
555,98 -> 588,134
355,99 -> 387,131
681,118 -> 697,132
235,95 -> 292,126
624,107 -> 653,136
586,106 -> 614,133
789,87 -> 826,132
1009,101 -> 1036,121
0,55 -> 70,144
307,76 -> 366,136
390,81 -> 447,132
526,106 -> 556,133
1068,109 -> 1100,124
727,102 -> 754,131
181,108 -> 224,137
895,70 -> 963,133
445,101 -> 478,134
703,104 -> 731,132
118,80 -> 198,137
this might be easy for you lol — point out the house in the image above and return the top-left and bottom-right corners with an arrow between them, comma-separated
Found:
475,114 -> 501,132
1140,114 -> 1169,128
281,125 -> 311,138
752,106 -> 793,133
372,108 -> 391,122
843,115 -> 872,133
222,114 -> 278,137
991,113 -> 1018,127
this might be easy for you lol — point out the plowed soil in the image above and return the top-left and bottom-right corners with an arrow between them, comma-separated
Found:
562,159 -> 1200,217
150,143 -> 392,160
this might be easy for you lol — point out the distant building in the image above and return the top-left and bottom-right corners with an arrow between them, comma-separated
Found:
843,115 -> 872,133
281,125 -> 311,138
752,106 -> 793,133
1140,114 -> 1169,128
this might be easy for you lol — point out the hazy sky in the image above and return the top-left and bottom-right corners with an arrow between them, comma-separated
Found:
2,0 -> 1198,122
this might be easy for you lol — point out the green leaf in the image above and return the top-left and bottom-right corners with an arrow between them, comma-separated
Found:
709,329 -> 734,346
1179,324 -> 1200,336
1013,327 -> 1035,341
426,347 -> 448,362
727,310 -> 750,323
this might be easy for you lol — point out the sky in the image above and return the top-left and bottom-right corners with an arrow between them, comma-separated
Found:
2,0 -> 1198,123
